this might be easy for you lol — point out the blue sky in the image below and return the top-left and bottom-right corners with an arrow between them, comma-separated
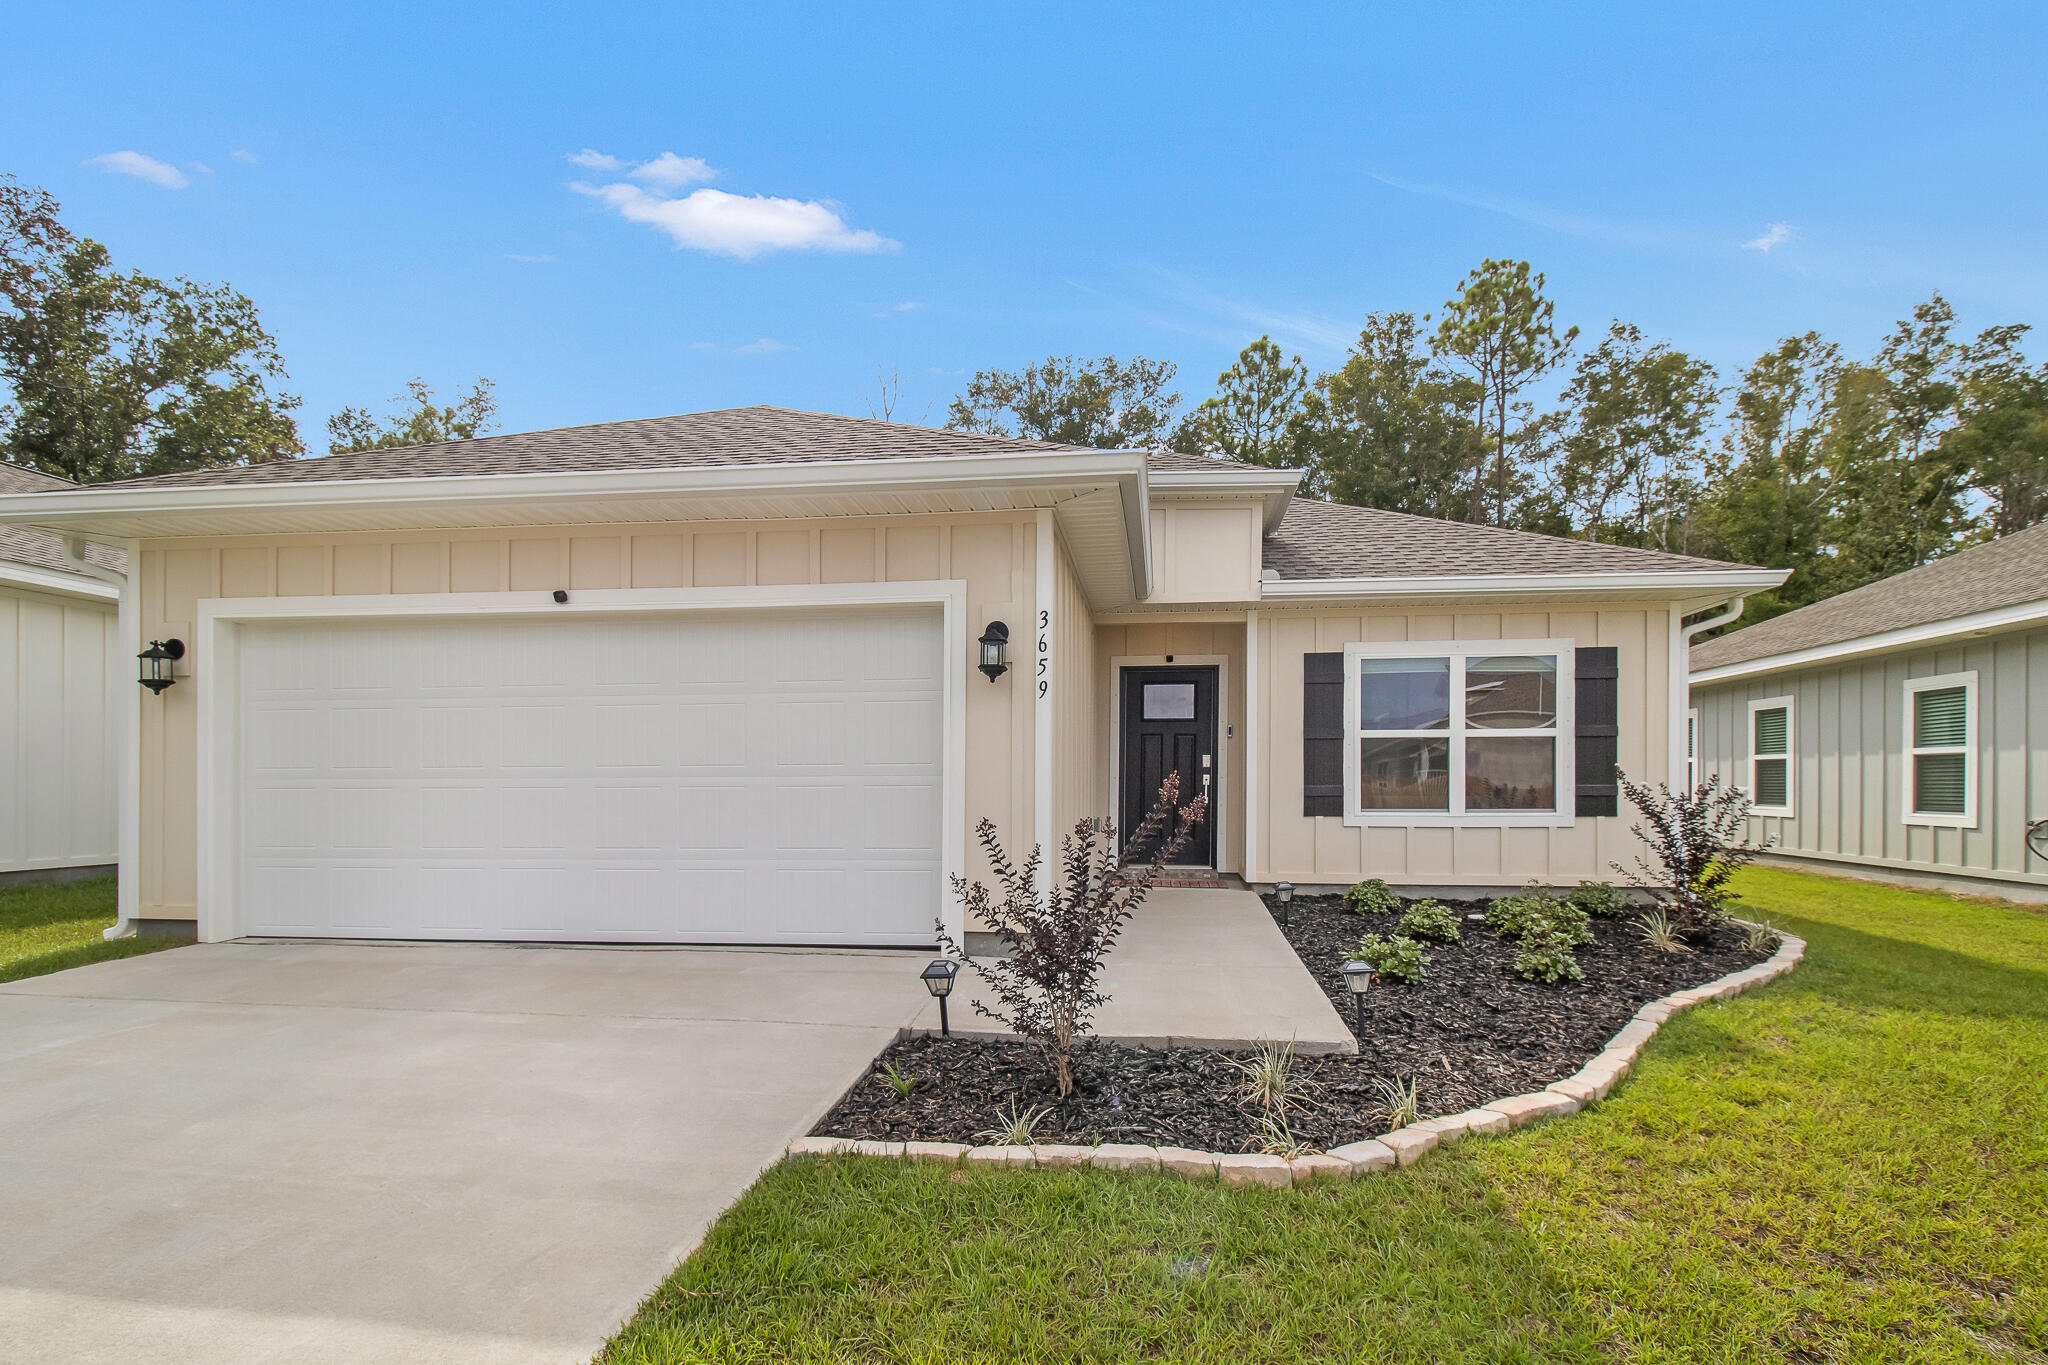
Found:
8,2 -> 2046,448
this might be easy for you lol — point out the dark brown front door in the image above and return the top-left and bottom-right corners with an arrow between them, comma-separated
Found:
1119,666 -> 1218,866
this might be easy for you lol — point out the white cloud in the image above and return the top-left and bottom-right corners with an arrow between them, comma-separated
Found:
1744,222 -> 1795,253
735,337 -> 793,354
230,148 -> 259,164
85,151 -> 189,189
575,179 -> 896,261
872,299 -> 921,317
503,252 -> 556,264
188,162 -> 215,177
568,148 -> 624,171
629,152 -> 717,190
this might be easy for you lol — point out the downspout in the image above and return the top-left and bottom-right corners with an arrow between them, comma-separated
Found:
62,536 -> 141,941
1675,595 -> 1745,807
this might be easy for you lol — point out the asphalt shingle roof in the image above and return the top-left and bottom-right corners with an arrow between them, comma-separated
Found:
1690,520 -> 2048,670
1262,496 -> 1752,580
0,463 -> 124,577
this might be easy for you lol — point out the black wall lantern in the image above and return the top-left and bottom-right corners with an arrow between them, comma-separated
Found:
138,639 -> 184,695
977,621 -> 1010,682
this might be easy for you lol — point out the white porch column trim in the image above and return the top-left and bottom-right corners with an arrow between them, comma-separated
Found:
1034,509 -> 1055,908
1244,608 -> 1260,885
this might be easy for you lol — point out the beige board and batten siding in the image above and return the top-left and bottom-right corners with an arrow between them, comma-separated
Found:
1146,502 -> 1263,604
134,512 -> 1043,923
1051,533 -> 1104,840
1253,605 -> 1675,888
1692,625 -> 2048,893
0,583 -> 118,874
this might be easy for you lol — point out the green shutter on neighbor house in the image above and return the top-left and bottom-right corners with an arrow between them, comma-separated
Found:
1914,753 -> 1969,815
1753,706 -> 1788,756
1913,686 -> 1969,749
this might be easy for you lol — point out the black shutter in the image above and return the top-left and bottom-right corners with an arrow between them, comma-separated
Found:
1574,647 -> 1619,817
1303,652 -> 1344,817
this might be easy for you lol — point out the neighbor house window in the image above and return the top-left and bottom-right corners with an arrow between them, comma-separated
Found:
1342,641 -> 1574,826
1686,707 -> 1700,791
1747,696 -> 1794,815
1904,672 -> 1977,828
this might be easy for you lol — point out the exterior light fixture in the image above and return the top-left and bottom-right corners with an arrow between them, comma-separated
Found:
1274,881 -> 1294,926
138,639 -> 185,695
1340,958 -> 1373,1035
977,621 -> 1010,682
920,958 -> 961,1035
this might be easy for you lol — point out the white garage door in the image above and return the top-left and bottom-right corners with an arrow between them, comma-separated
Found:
235,607 -> 944,944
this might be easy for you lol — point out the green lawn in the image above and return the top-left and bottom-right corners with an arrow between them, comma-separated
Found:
599,867 -> 2047,1364
0,876 -> 189,984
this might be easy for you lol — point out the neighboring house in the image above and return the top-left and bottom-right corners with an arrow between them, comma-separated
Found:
0,462 -> 124,884
0,407 -> 1781,944
1690,521 -> 2048,903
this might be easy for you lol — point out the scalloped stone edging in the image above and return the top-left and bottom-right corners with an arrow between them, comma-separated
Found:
786,931 -> 1806,1187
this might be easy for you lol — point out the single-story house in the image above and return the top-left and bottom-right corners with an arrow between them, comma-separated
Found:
0,407 -> 1783,944
0,461 -> 124,885
1690,519 -> 2048,903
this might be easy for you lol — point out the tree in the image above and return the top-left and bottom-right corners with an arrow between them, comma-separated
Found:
1945,324 -> 2048,537
1171,335 -> 1309,468
1557,321 -> 1719,548
946,354 -> 1181,449
0,175 -> 302,484
1433,259 -> 1577,525
326,377 -> 499,454
1290,312 -> 1482,518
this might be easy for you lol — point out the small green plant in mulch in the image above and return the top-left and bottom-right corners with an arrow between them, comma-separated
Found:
1356,932 -> 1429,984
1566,880 -> 1629,918
975,1099 -> 1052,1146
1248,1109 -> 1316,1158
1512,920 -> 1588,982
1344,877 -> 1399,915
1372,1074 -> 1420,1130
1227,1037 -> 1313,1114
1638,909 -> 1687,954
1487,884 -> 1593,982
1397,898 -> 1461,943
1482,886 -> 1553,938
876,1061 -> 918,1097
1742,917 -> 1781,953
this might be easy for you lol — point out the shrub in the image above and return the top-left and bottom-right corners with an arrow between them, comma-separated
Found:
1615,771 -> 1771,935
1513,920 -> 1588,983
1345,877 -> 1400,915
1486,884 -> 1592,982
1357,932 -> 1430,984
1568,880 -> 1628,918
1398,898 -> 1461,943
1484,887 -> 1553,939
936,772 -> 1208,1098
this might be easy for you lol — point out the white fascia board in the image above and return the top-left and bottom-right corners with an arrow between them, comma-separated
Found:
1148,466 -> 1302,531
1689,596 -> 2048,685
1260,566 -> 1788,603
0,558 -> 120,602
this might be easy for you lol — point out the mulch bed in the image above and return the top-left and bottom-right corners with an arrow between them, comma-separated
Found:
813,892 -> 1768,1153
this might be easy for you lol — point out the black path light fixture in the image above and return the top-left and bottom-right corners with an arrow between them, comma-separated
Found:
920,958 -> 961,1035
137,639 -> 185,695
976,621 -> 1011,682
1274,881 -> 1294,927
1340,958 -> 1373,1035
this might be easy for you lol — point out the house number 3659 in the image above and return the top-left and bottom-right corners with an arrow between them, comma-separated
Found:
1036,609 -> 1050,699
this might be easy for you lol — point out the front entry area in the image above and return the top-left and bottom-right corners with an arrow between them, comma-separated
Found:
230,606 -> 944,945
1118,665 -> 1219,866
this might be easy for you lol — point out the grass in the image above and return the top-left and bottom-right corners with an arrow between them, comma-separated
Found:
0,876 -> 189,984
598,866 -> 2047,1364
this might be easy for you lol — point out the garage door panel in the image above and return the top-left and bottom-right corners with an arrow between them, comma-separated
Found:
237,608 -> 943,944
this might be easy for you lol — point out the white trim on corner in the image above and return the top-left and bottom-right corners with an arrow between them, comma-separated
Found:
0,558 -> 121,602
1691,597 -> 2048,684
1902,670 -> 1978,830
1745,694 -> 1795,816
1262,566 -> 1787,603
1244,610 -> 1260,884
1105,655 -> 1230,872
194,580 -> 971,947
1147,466 -> 1302,530
1034,510 -> 1056,908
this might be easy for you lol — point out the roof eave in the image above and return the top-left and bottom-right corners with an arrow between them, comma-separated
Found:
1261,566 -> 1786,607
0,558 -> 120,602
1147,466 -> 1302,531
1689,596 -> 2048,684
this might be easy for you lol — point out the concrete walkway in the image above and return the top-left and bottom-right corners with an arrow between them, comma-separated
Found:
0,942 -> 930,1365
912,887 -> 1355,1053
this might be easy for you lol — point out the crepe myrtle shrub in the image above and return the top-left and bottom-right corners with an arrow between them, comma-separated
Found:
935,772 -> 1208,1100
1356,932 -> 1430,985
1397,897 -> 1461,943
1614,771 -> 1771,936
1345,877 -> 1400,915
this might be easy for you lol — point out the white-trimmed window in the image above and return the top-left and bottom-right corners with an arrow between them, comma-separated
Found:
1905,671 -> 1977,828
1747,695 -> 1794,814
1342,640 -> 1575,827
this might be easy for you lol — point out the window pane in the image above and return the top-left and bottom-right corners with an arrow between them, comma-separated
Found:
1753,706 -> 1788,756
1465,736 -> 1556,810
1142,683 -> 1195,720
1754,756 -> 1788,807
1360,658 -> 1450,731
1913,752 -> 1968,814
1358,736 -> 1450,810
1913,686 -> 1968,749
1466,655 -> 1557,729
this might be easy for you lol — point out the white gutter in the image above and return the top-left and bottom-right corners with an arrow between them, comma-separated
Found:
59,537 -> 142,942
1690,596 -> 2048,685
1147,466 -> 1302,531
1261,567 -> 1788,601
0,558 -> 120,601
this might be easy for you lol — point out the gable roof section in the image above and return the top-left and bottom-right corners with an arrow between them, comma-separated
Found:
0,463 -> 124,581
1691,520 -> 2048,675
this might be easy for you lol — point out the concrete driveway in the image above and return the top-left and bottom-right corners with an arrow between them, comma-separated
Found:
0,941 -> 929,1365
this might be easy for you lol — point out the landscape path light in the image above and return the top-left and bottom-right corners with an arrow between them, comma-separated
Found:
1340,958 -> 1373,1036
1274,881 -> 1294,926
921,958 -> 961,1035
